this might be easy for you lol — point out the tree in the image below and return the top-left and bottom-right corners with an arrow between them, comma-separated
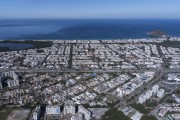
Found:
131,103 -> 150,114
140,115 -> 157,120
102,108 -> 131,120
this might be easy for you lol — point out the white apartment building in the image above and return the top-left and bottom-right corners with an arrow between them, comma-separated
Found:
46,105 -> 61,115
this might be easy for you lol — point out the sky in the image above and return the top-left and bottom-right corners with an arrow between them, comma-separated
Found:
0,0 -> 179,19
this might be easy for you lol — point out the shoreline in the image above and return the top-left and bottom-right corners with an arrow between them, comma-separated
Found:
0,37 -> 180,52
0,36 -> 180,43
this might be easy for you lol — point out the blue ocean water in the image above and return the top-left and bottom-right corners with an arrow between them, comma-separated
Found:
0,19 -> 180,40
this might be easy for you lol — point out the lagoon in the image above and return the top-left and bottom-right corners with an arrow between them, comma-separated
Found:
0,43 -> 33,50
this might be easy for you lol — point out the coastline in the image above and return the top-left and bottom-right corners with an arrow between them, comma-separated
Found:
0,36 -> 180,43
0,37 -> 180,52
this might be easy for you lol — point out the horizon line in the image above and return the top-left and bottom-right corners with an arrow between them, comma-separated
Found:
0,18 -> 180,20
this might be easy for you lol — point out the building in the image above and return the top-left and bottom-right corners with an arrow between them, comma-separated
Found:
45,105 -> 61,120
138,84 -> 161,104
7,79 -> 19,88
31,106 -> 41,120
2,71 -> 19,88
145,90 -> 153,100
152,85 -> 159,94
71,113 -> 84,120
46,105 -> 61,115
64,102 -> 76,115
78,105 -> 92,120
116,88 -> 124,97
157,89 -> 165,98
44,102 -> 91,120
4,71 -> 18,80
138,95 -> 146,104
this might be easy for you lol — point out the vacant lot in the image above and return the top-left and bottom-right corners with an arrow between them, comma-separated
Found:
7,109 -> 30,120
0,108 -> 14,120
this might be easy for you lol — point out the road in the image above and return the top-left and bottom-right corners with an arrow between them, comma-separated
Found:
0,68 -> 180,73
0,67 -> 179,110
148,83 -> 179,119
114,70 -> 164,109
113,67 -> 180,116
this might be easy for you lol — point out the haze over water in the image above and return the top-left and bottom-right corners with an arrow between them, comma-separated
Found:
0,19 -> 180,40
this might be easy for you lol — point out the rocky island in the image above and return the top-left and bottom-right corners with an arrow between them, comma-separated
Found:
147,30 -> 166,37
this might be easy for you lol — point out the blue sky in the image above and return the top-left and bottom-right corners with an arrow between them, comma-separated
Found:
0,0 -> 179,19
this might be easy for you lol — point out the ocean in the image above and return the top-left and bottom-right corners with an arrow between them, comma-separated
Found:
0,19 -> 180,40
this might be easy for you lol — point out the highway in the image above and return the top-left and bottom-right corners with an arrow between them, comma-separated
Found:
0,67 -> 179,109
114,70 -> 164,109
114,67 -> 180,110
0,68 -> 180,73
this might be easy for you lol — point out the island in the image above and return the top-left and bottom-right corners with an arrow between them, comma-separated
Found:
147,30 -> 166,37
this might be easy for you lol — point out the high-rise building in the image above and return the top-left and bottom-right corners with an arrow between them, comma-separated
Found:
64,102 -> 76,115
78,105 -> 92,120
46,105 -> 61,115
138,95 -> 146,104
4,71 -> 19,80
152,85 -> 159,94
145,90 -> 153,100
45,105 -> 61,120
44,103 -> 92,120
3,71 -> 20,88
7,79 -> 19,88
157,89 -> 165,98
31,106 -> 41,120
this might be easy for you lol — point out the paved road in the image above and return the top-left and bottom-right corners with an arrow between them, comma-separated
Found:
148,83 -> 179,119
114,68 -> 180,110
115,70 -> 164,109
0,68 -> 180,73
0,66 -> 179,109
